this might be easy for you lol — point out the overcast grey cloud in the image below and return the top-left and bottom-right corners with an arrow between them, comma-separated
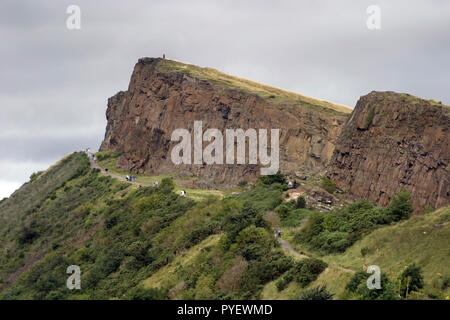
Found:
1,0 -> 449,199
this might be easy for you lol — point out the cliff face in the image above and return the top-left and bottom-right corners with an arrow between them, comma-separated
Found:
100,58 -> 349,186
328,91 -> 449,213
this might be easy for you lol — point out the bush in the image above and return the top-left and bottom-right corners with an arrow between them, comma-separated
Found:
299,195 -> 410,254
296,196 -> 306,209
299,285 -> 334,300
30,171 -> 43,182
399,263 -> 424,298
258,171 -> 286,185
275,204 -> 290,219
346,271 -> 397,300
238,180 -> 248,187
17,221 -> 40,245
387,191 -> 413,221
276,258 -> 327,291
159,178 -> 175,194
320,177 -> 336,194
235,225 -> 272,261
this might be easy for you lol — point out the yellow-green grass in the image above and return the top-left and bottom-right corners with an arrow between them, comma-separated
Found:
95,154 -> 229,201
156,59 -> 351,114
261,265 -> 354,300
263,206 -> 449,299
321,206 -> 450,298
261,280 -> 303,300
142,234 -> 223,290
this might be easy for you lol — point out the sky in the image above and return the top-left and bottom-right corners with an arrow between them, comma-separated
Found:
1,0 -> 449,199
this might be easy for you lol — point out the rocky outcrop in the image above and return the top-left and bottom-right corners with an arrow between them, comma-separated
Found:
100,58 -> 349,187
328,91 -> 449,213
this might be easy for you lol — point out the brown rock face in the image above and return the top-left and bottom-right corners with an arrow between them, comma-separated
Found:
100,58 -> 348,187
328,91 -> 450,213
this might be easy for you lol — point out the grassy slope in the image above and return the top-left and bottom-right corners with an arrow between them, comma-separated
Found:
142,234 -> 223,290
95,150 -> 234,202
1,153 -> 448,300
156,59 -> 352,115
323,206 -> 450,298
0,153 -> 288,300
262,206 -> 450,299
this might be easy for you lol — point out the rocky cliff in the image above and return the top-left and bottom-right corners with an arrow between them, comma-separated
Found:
100,58 -> 350,187
328,91 -> 449,213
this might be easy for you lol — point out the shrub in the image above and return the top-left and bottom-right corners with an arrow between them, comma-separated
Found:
299,285 -> 334,300
299,196 -> 410,254
159,178 -> 175,194
399,263 -> 424,298
346,271 -> 397,300
387,191 -> 413,221
275,204 -> 290,219
30,171 -> 43,182
235,225 -> 272,261
258,171 -> 286,185
222,202 -> 269,246
276,258 -> 327,291
17,221 -> 40,245
296,196 -> 306,209
238,179 -> 248,187
423,205 -> 434,214
320,177 -> 336,194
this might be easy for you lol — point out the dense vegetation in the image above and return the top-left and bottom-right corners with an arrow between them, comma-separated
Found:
0,153 -> 447,300
295,192 -> 413,253
0,153 -> 295,299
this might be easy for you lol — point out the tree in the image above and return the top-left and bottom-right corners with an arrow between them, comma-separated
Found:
159,177 -> 175,194
299,285 -> 334,300
399,263 -> 424,298
321,177 -> 336,194
387,191 -> 413,221
296,196 -> 306,209
346,271 -> 398,300
258,171 -> 286,185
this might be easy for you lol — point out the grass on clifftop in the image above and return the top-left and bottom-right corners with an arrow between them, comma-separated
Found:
155,59 -> 351,115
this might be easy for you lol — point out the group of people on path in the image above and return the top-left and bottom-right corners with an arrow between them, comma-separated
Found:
85,147 -> 96,163
274,228 -> 282,238
287,180 -> 297,189
84,148 -> 187,197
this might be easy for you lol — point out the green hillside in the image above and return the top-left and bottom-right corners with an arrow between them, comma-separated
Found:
0,153 -> 448,300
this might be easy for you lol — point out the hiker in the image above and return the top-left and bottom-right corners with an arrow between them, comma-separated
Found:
105,168 -> 109,174
132,175 -> 136,181
288,181 -> 293,189
155,181 -> 159,187
293,180 -> 297,189
278,229 -> 282,238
